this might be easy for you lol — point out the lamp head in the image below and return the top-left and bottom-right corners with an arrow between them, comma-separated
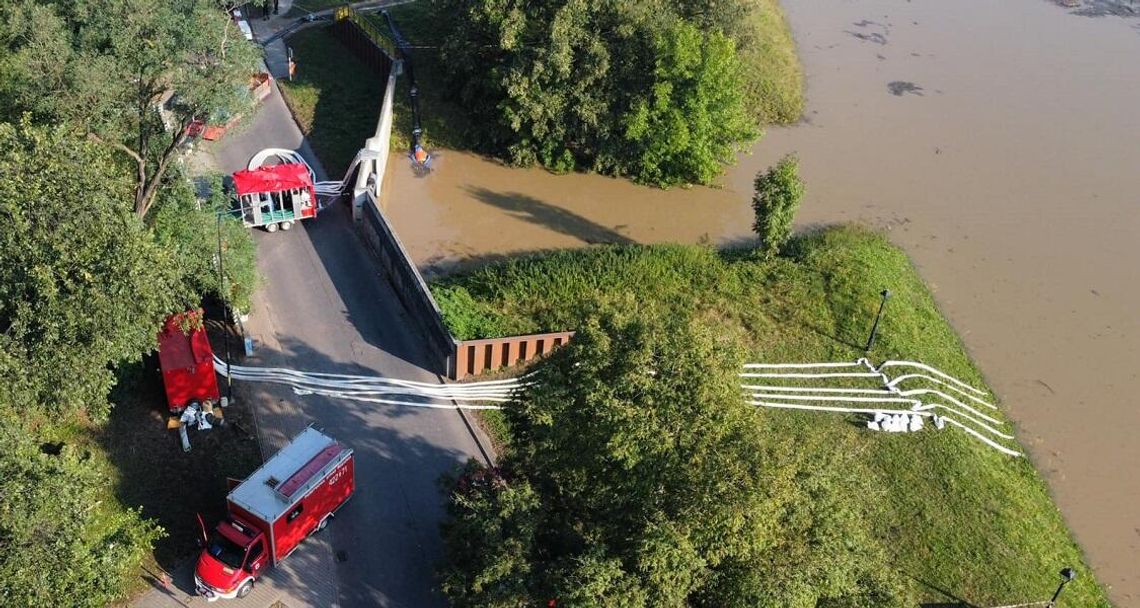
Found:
880,289 -> 891,299
1060,567 -> 1076,582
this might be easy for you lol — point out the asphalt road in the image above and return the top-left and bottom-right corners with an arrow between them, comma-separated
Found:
210,78 -> 489,607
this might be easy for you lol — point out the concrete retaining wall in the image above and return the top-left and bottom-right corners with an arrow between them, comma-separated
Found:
358,190 -> 456,373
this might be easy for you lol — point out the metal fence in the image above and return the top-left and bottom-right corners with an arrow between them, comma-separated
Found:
332,5 -> 394,77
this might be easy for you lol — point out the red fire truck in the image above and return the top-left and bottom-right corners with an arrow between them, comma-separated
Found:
195,427 -> 355,601
157,311 -> 220,414
231,163 -> 317,233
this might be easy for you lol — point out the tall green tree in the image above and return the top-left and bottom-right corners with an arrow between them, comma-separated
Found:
624,19 -> 755,187
439,303 -> 910,606
0,0 -> 259,219
150,171 -> 260,312
0,121 -> 181,419
433,0 -> 756,187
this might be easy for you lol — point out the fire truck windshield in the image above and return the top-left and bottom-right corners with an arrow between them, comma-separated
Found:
206,530 -> 246,569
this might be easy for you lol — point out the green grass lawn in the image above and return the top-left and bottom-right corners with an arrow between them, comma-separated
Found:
430,226 -> 1109,607
278,26 -> 385,178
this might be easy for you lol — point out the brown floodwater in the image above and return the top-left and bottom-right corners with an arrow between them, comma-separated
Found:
384,0 -> 1140,602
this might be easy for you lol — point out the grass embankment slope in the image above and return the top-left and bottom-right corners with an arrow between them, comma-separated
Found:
740,0 -> 804,124
430,226 -> 1109,607
278,27 -> 385,179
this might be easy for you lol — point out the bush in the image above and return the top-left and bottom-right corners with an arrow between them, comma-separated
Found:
0,419 -> 162,607
432,285 -> 515,341
751,154 -> 804,257
432,0 -> 758,187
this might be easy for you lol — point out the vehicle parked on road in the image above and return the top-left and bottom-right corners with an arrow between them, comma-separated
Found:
194,427 -> 355,601
230,163 -> 317,233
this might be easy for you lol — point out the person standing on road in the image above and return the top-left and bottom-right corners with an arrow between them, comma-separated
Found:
274,0 -> 280,15
262,0 -> 271,20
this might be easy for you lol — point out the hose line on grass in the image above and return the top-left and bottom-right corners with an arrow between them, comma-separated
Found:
741,359 -> 1022,457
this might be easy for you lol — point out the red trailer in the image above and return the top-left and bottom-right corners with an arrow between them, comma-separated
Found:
157,311 -> 220,414
231,163 -> 317,233
195,427 -> 355,601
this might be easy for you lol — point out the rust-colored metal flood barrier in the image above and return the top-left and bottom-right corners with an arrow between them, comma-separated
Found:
452,331 -> 574,380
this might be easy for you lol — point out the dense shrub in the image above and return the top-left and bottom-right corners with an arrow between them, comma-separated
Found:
0,121 -> 180,420
150,172 -> 259,313
431,0 -> 757,187
0,419 -> 162,608
751,154 -> 804,257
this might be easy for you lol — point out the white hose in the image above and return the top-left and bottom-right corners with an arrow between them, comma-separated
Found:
873,360 -> 987,396
742,361 -> 865,369
214,356 -> 516,410
246,147 -> 359,202
747,401 -> 935,418
747,390 -> 1006,434
741,358 -> 1021,456
739,371 -> 883,379
213,350 -> 1021,455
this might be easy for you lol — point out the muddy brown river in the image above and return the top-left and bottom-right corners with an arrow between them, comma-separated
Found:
385,1 -> 1140,603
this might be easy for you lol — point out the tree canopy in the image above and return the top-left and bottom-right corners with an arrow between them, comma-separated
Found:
0,1 -> 261,604
439,303 -> 910,606
0,0 -> 259,218
432,0 -> 757,187
0,121 -> 182,420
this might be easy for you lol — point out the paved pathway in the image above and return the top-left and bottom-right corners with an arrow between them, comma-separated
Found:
135,6 -> 491,607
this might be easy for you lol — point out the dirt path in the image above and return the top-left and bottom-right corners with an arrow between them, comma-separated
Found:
385,1 -> 1140,603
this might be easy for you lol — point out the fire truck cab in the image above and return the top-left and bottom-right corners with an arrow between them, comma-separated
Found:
195,427 -> 354,601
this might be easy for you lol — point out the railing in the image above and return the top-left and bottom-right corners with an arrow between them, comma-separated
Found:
334,5 -> 397,57
453,332 -> 574,380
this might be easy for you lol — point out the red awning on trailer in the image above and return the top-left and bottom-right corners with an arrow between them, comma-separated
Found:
232,163 -> 313,196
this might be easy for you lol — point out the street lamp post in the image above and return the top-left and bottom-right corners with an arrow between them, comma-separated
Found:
1048,567 -> 1076,607
216,213 -> 233,406
864,289 -> 891,354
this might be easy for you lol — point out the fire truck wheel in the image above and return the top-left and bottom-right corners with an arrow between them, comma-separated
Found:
266,222 -> 279,233
280,221 -> 293,231
315,515 -> 330,534
237,580 -> 253,599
